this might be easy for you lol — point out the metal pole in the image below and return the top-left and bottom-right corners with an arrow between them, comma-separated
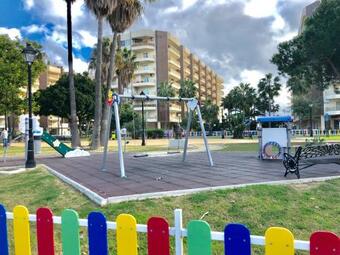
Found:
101,105 -> 113,171
141,100 -> 146,146
113,100 -> 126,178
196,105 -> 214,167
182,110 -> 192,162
221,108 -> 225,139
309,106 -> 313,137
25,63 -> 36,168
119,94 -> 194,102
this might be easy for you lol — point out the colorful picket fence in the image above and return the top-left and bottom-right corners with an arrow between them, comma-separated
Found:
0,204 -> 339,255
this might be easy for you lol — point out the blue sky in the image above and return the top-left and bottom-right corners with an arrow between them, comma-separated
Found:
0,0 -> 315,107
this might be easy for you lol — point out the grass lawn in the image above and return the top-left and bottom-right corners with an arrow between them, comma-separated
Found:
0,168 -> 339,254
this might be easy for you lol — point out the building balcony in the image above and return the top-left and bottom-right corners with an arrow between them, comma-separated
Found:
135,56 -> 155,62
325,110 -> 340,116
169,70 -> 181,80
168,47 -> 180,58
133,80 -> 156,87
324,94 -> 340,100
131,42 -> 155,51
170,104 -> 181,112
168,59 -> 181,69
134,106 -> 157,111
134,68 -> 156,75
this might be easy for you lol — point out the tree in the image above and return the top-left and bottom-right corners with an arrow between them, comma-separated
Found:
101,0 -> 152,145
179,79 -> 197,117
157,81 -> 176,97
222,83 -> 257,118
115,48 -> 138,91
65,0 -> 80,147
89,37 -> 113,85
225,112 -> 246,139
35,72 -> 95,134
0,35 -> 45,132
271,0 -> 340,92
85,0 -> 117,149
201,99 -> 219,132
256,73 -> 281,115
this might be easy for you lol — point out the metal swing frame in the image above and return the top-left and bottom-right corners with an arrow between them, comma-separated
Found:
102,94 -> 214,178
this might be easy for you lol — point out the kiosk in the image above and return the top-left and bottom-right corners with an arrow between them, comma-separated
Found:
256,116 -> 293,160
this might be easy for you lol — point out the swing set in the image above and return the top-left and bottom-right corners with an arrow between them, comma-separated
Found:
101,93 -> 214,178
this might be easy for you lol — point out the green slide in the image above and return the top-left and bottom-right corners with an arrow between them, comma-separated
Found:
41,132 -> 73,157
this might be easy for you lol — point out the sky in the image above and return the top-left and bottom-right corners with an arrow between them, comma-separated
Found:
0,0 -> 315,109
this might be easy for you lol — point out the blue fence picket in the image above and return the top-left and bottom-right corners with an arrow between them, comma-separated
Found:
0,205 -> 9,255
88,212 -> 108,255
224,223 -> 251,255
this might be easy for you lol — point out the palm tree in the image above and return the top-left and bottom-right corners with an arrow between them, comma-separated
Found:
158,81 -> 175,128
115,48 -> 138,90
89,37 -> 112,85
66,0 -> 80,147
85,0 -> 117,149
100,0 -> 143,145
179,79 -> 197,117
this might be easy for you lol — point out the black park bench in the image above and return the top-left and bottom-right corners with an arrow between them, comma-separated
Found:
283,144 -> 340,179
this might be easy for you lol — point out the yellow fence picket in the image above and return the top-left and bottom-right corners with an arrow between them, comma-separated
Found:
116,214 -> 138,255
13,205 -> 31,255
265,227 -> 294,255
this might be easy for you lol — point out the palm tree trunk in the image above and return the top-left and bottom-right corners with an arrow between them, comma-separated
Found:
91,16 -> 104,149
66,0 -> 80,148
117,34 -> 123,94
100,32 -> 118,145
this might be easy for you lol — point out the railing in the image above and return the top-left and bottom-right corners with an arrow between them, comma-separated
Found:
2,205 -> 337,255
186,129 -> 340,138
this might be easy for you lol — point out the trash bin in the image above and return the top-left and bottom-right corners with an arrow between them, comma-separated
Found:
34,135 -> 41,154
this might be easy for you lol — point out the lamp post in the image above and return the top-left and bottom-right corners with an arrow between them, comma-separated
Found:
309,103 -> 313,137
140,91 -> 146,146
23,43 -> 37,168
221,107 -> 225,139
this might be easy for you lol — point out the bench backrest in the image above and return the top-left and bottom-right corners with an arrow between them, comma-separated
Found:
298,144 -> 340,160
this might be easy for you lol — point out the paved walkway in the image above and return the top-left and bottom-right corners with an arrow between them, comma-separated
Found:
2,152 -> 340,204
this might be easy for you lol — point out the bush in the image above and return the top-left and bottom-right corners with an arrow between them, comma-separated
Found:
146,129 -> 164,139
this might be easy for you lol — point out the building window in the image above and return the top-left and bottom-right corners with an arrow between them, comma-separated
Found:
143,52 -> 149,58
336,102 -> 340,111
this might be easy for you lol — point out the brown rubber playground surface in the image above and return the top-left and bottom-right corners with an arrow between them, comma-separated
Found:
3,151 -> 340,199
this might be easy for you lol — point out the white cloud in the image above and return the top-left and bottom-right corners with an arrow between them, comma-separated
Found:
182,0 -> 199,10
78,30 -> 97,48
240,69 -> 265,85
22,24 -> 47,34
244,0 -> 278,18
0,27 -> 22,40
73,57 -> 89,73
23,0 -> 34,10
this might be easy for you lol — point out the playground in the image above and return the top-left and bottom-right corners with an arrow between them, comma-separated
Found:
0,168 -> 339,254
3,150 -> 340,205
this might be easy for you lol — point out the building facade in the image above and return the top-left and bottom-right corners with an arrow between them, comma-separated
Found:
37,64 -> 70,135
116,29 -> 224,128
297,1 -> 340,130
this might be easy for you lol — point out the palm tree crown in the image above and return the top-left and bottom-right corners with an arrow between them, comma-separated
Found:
84,0 -> 117,17
108,0 -> 143,33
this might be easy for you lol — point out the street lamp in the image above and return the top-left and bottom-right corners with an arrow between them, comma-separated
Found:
140,91 -> 146,146
23,43 -> 37,168
221,108 -> 225,139
309,103 -> 313,137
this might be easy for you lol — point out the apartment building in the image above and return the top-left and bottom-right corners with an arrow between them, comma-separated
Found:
296,0 -> 340,130
117,29 -> 224,128
37,64 -> 70,135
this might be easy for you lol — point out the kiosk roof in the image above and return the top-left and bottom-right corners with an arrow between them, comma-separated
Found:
256,116 -> 293,123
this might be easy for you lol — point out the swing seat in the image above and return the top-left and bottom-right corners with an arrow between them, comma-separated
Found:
133,154 -> 149,158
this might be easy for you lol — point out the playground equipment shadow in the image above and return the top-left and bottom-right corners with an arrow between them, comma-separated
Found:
3,151 -> 340,205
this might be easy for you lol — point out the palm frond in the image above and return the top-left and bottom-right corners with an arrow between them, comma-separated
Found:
85,0 -> 118,17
